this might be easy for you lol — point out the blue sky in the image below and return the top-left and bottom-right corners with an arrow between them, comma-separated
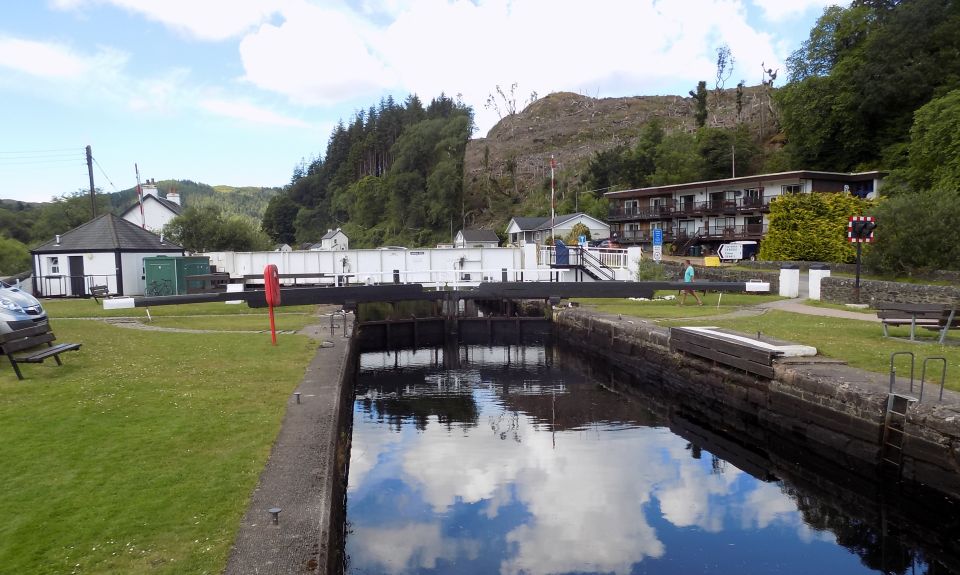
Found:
0,0 -> 843,204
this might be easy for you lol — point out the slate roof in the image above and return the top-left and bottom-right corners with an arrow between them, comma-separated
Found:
510,217 -> 549,231
510,213 -> 599,232
31,213 -> 184,253
459,229 -> 500,243
119,194 -> 182,218
321,229 -> 345,240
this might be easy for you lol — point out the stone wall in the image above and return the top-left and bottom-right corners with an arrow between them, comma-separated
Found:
821,277 -> 960,306
553,307 -> 960,500
662,260 -> 780,292
741,260 -> 960,283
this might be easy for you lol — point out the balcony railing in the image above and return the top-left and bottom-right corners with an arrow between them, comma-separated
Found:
610,196 -> 773,221
616,224 -> 767,244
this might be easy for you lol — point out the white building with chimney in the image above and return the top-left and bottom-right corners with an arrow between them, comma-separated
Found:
120,180 -> 183,234
310,228 -> 348,251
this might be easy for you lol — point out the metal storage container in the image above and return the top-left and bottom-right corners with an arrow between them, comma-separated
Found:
143,255 -> 211,295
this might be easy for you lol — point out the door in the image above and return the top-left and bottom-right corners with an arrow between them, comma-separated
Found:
68,255 -> 86,296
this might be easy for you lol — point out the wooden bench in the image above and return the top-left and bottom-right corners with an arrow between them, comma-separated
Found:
89,284 -> 109,303
670,327 -> 782,379
876,303 -> 958,343
0,324 -> 81,380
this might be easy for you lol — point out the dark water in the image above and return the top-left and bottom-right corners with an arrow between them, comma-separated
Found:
344,344 -> 956,575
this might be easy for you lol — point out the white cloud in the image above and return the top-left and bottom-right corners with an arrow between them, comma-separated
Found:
198,97 -> 310,128
52,0 -> 284,41
750,0 -> 842,22
238,1 -> 394,105
0,36 -> 126,79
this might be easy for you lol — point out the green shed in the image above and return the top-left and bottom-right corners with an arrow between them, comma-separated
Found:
143,255 -> 211,296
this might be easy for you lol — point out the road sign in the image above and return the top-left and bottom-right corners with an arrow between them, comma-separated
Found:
718,243 -> 743,261
847,216 -> 876,243
652,228 -> 663,246
652,244 -> 663,262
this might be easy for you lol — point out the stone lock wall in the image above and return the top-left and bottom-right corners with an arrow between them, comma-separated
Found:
553,307 -> 960,500
662,261 -> 781,292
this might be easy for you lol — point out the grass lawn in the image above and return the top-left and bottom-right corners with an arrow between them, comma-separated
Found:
575,291 -> 785,319
0,306 -> 320,573
42,298 -> 319,319
803,299 -> 875,314
661,310 -> 960,391
145,313 -> 317,332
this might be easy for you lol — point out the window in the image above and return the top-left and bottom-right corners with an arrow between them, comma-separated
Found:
48,256 -> 59,275
782,184 -> 802,194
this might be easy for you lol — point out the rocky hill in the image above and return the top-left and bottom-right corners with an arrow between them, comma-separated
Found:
463,84 -> 776,228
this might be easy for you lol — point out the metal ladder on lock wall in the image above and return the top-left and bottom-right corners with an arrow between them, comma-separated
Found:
880,393 -> 916,476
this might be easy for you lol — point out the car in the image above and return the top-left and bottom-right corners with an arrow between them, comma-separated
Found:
591,238 -> 621,249
0,281 -> 48,336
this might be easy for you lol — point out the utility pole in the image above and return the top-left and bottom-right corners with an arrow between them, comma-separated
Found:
86,145 -> 96,217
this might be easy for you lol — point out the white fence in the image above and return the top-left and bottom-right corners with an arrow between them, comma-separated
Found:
203,245 -> 638,287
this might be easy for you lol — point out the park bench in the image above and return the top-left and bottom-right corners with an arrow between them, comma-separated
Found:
670,327 -> 783,379
0,324 -> 81,380
876,302 -> 959,343
89,284 -> 109,303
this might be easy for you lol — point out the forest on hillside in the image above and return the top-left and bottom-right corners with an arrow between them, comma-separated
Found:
261,94 -> 472,248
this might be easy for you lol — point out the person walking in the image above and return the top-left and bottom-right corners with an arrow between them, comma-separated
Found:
679,259 -> 703,306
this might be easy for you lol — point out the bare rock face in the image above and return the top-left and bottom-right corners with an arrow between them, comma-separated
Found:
463,85 -> 774,229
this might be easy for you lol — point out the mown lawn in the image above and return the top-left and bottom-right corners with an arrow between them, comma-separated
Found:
575,291 -> 785,319
661,310 -> 960,391
0,305 -> 320,574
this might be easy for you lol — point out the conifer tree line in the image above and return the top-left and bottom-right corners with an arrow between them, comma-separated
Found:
261,94 -> 473,248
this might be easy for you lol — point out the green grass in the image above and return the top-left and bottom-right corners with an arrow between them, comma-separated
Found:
42,298 -> 320,319
0,318 -> 318,573
146,313 -> 316,332
661,310 -> 960,391
574,292 -> 785,319
803,299 -> 875,314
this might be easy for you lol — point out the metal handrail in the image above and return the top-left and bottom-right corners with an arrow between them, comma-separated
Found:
889,351 -> 915,393
919,357 -> 947,402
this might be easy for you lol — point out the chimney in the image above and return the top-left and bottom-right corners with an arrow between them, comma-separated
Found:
55,234 -> 60,245
166,191 -> 180,205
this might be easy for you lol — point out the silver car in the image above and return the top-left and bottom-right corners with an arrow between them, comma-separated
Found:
0,281 -> 48,335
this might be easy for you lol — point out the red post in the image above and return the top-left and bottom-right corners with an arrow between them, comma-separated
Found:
264,264 -> 281,345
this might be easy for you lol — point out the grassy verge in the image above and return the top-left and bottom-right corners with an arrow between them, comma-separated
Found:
42,298 -> 319,319
574,292 -> 784,320
0,314 -> 318,573
803,299 -> 875,314
146,313 -> 316,332
660,310 -> 960,391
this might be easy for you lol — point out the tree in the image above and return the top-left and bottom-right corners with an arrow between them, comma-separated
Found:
565,223 -> 592,245
689,81 -> 708,128
0,235 -> 30,276
865,189 -> 960,275
758,192 -> 874,262
714,44 -> 734,111
261,194 -> 300,244
164,205 -> 268,252
906,89 -> 960,192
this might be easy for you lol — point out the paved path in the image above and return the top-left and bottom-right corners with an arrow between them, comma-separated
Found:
224,308 -> 352,575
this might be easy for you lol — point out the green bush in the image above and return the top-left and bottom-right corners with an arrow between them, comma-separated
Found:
758,192 -> 875,262
635,259 -> 668,281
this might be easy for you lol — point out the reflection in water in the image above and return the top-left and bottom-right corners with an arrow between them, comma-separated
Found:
345,345 -> 955,575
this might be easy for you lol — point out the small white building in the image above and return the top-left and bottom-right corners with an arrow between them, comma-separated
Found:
312,228 -> 349,251
454,229 -> 500,248
119,181 -> 182,233
505,213 -> 610,246
273,243 -> 292,252
31,213 -> 184,297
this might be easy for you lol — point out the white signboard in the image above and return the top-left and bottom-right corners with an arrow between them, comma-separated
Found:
652,244 -> 663,262
718,243 -> 743,261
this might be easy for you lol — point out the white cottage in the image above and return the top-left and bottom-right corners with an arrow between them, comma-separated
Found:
119,182 -> 183,233
312,228 -> 349,251
31,213 -> 184,297
504,213 -> 609,246
454,229 -> 500,248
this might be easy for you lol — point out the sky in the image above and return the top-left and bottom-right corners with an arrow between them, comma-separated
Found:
0,0 -> 844,204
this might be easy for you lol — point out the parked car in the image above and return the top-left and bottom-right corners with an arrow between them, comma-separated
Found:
0,281 -> 48,336
591,238 -> 621,249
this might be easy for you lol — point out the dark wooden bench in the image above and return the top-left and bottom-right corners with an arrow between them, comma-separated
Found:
0,324 -> 81,380
89,284 -> 109,303
876,303 -> 958,343
670,327 -> 782,379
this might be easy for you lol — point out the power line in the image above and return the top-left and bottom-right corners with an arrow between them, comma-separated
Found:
92,156 -> 122,193
0,147 -> 80,155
